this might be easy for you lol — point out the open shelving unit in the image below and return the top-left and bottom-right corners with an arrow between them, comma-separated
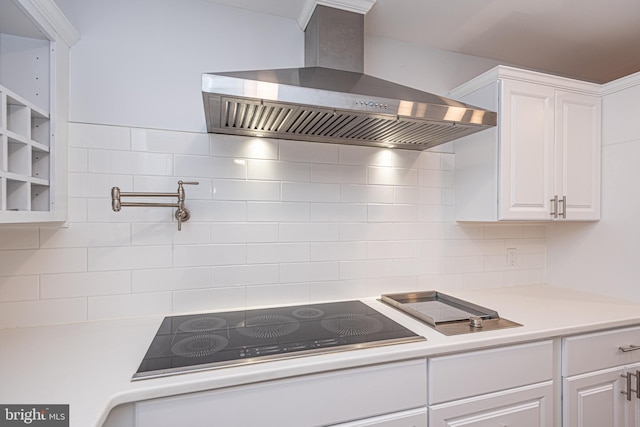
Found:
1,85 -> 51,213
0,0 -> 79,223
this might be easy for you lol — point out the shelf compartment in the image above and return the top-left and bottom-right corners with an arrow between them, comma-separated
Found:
6,178 -> 29,211
7,136 -> 29,175
6,96 -> 31,139
31,145 -> 49,180
31,183 -> 50,211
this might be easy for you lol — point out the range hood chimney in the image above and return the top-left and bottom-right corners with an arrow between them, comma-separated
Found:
202,5 -> 496,151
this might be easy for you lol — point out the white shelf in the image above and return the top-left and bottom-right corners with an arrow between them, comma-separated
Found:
0,84 -> 51,215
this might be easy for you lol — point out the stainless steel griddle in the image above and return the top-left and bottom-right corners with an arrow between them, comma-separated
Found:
381,291 -> 522,336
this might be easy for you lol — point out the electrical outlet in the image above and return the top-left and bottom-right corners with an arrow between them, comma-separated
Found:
506,247 -> 517,266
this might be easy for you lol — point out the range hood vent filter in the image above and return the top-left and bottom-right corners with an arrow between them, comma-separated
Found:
211,93 -> 492,150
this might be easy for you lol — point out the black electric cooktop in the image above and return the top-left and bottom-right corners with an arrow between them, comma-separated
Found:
133,300 -> 425,380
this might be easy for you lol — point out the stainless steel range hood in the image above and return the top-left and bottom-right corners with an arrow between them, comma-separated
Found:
202,5 -> 497,151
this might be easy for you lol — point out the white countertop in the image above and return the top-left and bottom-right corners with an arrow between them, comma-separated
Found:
2,284 -> 640,427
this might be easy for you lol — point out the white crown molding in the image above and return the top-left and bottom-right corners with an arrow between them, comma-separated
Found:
601,70 -> 640,96
14,0 -> 80,46
297,0 -> 376,29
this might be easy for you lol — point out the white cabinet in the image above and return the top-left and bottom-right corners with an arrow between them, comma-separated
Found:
0,0 -> 79,223
428,340 -> 554,427
563,326 -> 640,427
450,65 -> 601,222
135,359 -> 428,427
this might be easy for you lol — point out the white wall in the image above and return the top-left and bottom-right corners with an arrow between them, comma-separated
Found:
547,72 -> 640,301
0,0 -> 546,328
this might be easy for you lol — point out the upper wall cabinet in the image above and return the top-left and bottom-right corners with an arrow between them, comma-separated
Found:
450,66 -> 601,222
0,0 -> 79,223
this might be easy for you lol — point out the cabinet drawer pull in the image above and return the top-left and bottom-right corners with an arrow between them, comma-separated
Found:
619,344 -> 640,352
621,372 -> 637,401
550,196 -> 558,219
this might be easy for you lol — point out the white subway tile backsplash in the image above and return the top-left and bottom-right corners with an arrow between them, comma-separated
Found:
311,164 -> 367,184
69,123 -> 130,150
211,264 -> 279,287
247,202 -> 309,222
0,227 -> 39,249
68,198 -> 88,223
69,147 -> 88,172
279,140 -> 339,164
367,204 -> 418,222
131,128 -> 209,155
310,241 -> 367,261
89,150 -> 173,175
0,275 -> 39,302
211,223 -> 278,243
340,223 -> 393,242
0,248 -> 87,275
310,203 -> 367,222
339,145 -> 395,167
309,279 -> 367,302
173,287 -> 246,313
367,167 -> 418,186
88,246 -> 170,271
69,173 -> 132,198
340,184 -> 394,204
40,271 -> 131,298
213,179 -> 280,201
246,282 -> 309,307
419,169 -> 454,188
174,244 -> 246,267
280,262 -> 339,283
247,159 -> 310,182
247,243 -> 309,264
189,200 -> 247,222
132,223 -> 211,245
40,223 -> 131,248
282,182 -> 340,202
367,240 -> 418,259
0,123 -> 547,328
279,223 -> 340,242
88,292 -> 171,320
175,155 -> 247,179
209,134 -> 278,159
395,187 -> 421,204
132,267 -> 210,293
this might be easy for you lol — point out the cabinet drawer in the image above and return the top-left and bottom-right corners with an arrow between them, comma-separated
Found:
135,359 -> 427,427
429,381 -> 553,427
563,325 -> 640,376
428,340 -> 553,404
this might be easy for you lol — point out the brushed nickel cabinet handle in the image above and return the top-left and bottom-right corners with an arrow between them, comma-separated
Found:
550,195 -> 558,219
621,372 -> 636,401
559,195 -> 567,219
619,344 -> 640,352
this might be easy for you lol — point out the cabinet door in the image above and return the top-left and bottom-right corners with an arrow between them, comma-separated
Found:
555,91 -> 601,220
499,80 -> 555,220
429,381 -> 553,427
563,367 -> 625,427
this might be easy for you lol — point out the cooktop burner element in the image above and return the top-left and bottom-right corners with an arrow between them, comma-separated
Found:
133,300 -> 425,380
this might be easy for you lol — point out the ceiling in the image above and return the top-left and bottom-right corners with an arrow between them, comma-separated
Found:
204,0 -> 640,84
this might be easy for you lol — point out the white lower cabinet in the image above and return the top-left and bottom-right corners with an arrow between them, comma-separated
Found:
563,326 -> 640,427
134,359 -> 427,427
428,340 -> 554,427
